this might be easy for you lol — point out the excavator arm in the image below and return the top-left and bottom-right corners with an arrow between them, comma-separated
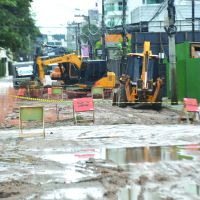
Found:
127,41 -> 158,89
36,54 -> 82,82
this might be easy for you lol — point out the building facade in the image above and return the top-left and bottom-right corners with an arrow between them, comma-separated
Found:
131,0 -> 200,32
66,22 -> 78,51
67,7 -> 101,52
88,9 -> 100,25
104,0 -> 200,32
104,0 -> 128,27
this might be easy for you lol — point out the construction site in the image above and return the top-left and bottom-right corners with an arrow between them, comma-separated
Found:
0,72 -> 200,200
1,0 -> 200,200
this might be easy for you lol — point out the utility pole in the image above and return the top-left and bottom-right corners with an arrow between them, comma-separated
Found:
101,0 -> 106,60
192,0 -> 195,41
77,23 -> 81,56
75,26 -> 78,54
87,16 -> 93,59
164,0 -> 178,105
75,14 -> 93,59
121,0 -> 127,75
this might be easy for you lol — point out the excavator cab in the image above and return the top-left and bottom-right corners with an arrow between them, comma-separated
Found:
79,60 -> 107,87
50,62 -> 79,85
50,60 -> 109,88
125,55 -> 160,87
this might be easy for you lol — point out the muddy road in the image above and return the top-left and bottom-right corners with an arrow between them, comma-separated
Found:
1,125 -> 200,200
0,76 -> 200,200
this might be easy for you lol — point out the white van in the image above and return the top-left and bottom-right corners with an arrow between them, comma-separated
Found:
12,61 -> 34,88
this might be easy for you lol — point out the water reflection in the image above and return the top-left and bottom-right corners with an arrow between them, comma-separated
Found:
118,185 -> 161,200
107,144 -> 200,200
106,144 -> 200,165
41,187 -> 103,200
117,183 -> 200,200
184,184 -> 200,196
41,144 -> 200,169
1,141 -> 200,199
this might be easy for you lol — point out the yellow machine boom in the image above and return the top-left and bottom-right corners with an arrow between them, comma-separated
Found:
113,41 -> 163,110
36,54 -> 82,82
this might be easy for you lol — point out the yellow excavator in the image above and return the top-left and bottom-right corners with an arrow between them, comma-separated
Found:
33,46 -> 115,89
113,41 -> 163,110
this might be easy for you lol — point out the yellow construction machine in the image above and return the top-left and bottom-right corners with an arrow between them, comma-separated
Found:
33,45 -> 116,90
113,41 -> 163,110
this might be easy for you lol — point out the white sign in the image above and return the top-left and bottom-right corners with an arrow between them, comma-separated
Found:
17,65 -> 33,76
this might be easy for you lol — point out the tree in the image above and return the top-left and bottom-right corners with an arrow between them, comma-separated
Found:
0,0 -> 40,60
80,24 -> 101,48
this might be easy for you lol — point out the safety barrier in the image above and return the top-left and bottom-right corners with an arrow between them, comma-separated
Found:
48,87 -> 63,99
179,98 -> 200,124
10,94 -> 183,105
19,106 -> 45,137
0,93 -> 185,130
73,97 -> 95,124
91,87 -> 104,99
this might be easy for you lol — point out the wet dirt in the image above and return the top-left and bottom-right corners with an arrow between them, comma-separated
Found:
1,76 -> 200,200
1,127 -> 200,200
1,95 -> 183,129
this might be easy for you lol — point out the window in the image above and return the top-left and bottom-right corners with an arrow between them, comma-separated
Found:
108,18 -> 115,27
191,44 -> 200,58
146,0 -> 164,4
118,1 -> 127,11
118,1 -> 122,10
105,3 -> 114,12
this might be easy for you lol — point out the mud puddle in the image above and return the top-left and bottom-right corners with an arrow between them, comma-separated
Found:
118,182 -> 200,200
1,134 -> 200,200
41,187 -> 103,200
39,144 -> 200,167
40,144 -> 200,199
35,144 -> 200,200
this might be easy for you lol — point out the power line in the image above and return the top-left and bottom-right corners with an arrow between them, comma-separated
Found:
149,0 -> 168,22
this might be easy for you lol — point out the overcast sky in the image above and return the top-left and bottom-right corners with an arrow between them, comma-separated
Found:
31,0 -> 101,34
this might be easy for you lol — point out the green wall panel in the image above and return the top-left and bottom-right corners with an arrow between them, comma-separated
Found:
166,42 -> 200,102
176,42 -> 190,60
176,60 -> 186,101
186,59 -> 200,101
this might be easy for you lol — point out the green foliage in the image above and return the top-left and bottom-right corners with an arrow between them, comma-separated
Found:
80,24 -> 101,46
119,36 -> 132,53
0,0 -> 17,6
95,41 -> 102,50
0,0 -> 40,60
127,38 -> 132,53
67,48 -> 75,54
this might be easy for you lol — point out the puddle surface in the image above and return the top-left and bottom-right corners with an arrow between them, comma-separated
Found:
39,144 -> 200,166
117,182 -> 200,200
41,187 -> 103,200
1,132 -> 200,200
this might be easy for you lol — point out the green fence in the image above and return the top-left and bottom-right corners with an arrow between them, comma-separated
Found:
166,41 -> 200,102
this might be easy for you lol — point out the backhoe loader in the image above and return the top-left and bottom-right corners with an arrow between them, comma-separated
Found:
113,41 -> 163,110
